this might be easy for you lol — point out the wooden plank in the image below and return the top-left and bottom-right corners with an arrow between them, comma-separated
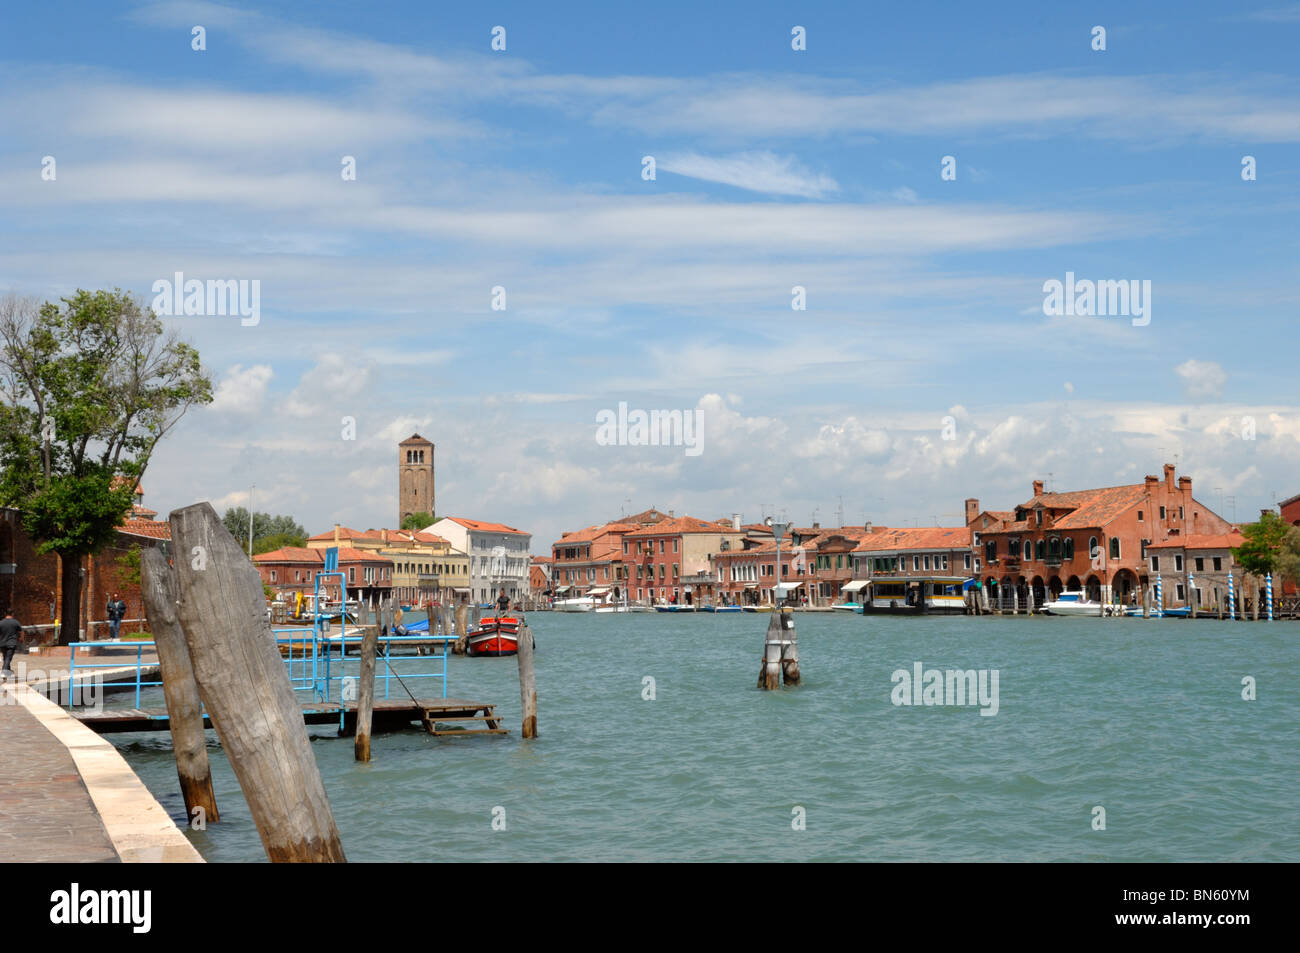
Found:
140,548 -> 219,824
517,623 -> 537,738
170,501 -> 345,863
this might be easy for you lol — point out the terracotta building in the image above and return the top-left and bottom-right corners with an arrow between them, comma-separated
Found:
551,522 -> 636,601
623,515 -> 745,605
254,545 -> 393,604
973,464 -> 1233,608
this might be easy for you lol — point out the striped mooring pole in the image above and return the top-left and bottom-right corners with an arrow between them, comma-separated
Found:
1154,574 -> 1163,618
1228,573 -> 1235,621
1266,573 -> 1274,621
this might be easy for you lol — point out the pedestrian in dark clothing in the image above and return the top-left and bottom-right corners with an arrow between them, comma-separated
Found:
106,593 -> 127,641
0,612 -> 22,677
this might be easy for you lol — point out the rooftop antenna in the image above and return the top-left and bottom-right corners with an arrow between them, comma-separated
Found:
836,496 -> 844,528
1046,472 -> 1054,493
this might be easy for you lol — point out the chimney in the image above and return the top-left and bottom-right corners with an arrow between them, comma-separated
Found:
669,510 -> 674,518
813,522 -> 820,529
1177,476 -> 1191,492
965,498 -> 979,524
1164,463 -> 1176,490
864,521 -> 873,533
732,513 -> 741,530
1032,480 -> 1044,497
382,529 -> 389,544
333,523 -> 340,544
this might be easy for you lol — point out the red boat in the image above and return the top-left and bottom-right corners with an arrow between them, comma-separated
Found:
467,616 -> 520,657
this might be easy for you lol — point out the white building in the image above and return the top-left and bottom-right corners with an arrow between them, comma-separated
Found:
426,517 -> 532,604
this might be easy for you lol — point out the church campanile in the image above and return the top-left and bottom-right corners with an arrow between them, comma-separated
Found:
398,434 -> 435,527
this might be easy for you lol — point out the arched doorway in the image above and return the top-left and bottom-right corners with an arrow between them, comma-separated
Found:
1066,575 -> 1082,593
1085,574 -> 1102,602
1111,570 -> 1137,607
1048,576 -> 1064,598
1031,576 -> 1047,607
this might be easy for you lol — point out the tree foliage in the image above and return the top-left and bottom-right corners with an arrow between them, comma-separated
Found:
1232,511 -> 1289,579
401,511 -> 434,530
221,507 -> 308,551
0,289 -> 212,642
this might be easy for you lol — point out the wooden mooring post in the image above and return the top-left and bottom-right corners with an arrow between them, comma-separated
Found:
170,502 -> 346,863
354,620 -> 380,762
140,547 -> 219,826
516,623 -> 537,738
757,609 -> 799,689
454,603 -> 469,655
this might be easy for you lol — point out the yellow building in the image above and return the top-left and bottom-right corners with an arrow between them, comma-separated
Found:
306,526 -> 469,605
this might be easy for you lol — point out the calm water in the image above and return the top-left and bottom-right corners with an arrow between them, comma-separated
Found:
109,612 -> 1300,862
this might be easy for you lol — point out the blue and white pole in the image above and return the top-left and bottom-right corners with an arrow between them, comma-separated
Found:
1155,574 -> 1163,618
1188,572 -> 1195,613
1266,573 -> 1274,621
1227,572 -> 1235,621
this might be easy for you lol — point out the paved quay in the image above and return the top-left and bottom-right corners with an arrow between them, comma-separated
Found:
0,680 -> 202,863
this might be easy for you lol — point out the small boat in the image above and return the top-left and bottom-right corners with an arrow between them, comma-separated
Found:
467,616 -> 520,657
1041,591 -> 1104,617
712,605 -> 742,613
831,602 -> 862,612
1123,605 -> 1192,618
864,578 -> 970,614
553,596 -> 595,612
742,605 -> 773,613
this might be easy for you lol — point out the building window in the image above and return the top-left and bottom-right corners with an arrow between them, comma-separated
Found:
623,542 -> 628,554
1023,540 -> 1032,560
1137,510 -> 1143,521
270,570 -> 277,582
1035,539 -> 1045,560
1176,584 -> 1185,601
985,539 -> 997,562
349,567 -> 356,582
1213,556 -> 1222,571
1089,536 -> 1099,559
913,556 -> 920,571
974,557 -> 981,571
923,555 -> 931,570
1159,506 -> 1166,519
1035,510 -> 1042,526
942,554 -> 949,570
673,539 -> 678,553
1194,557 -> 1203,572
1109,538 -> 1120,560
1174,555 -> 1183,571
1151,556 -> 1160,572
1179,506 -> 1184,520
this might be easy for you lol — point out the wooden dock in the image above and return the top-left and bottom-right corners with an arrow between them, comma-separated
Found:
75,698 -> 506,736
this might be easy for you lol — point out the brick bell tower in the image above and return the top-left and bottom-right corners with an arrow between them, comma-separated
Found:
398,434 -> 435,527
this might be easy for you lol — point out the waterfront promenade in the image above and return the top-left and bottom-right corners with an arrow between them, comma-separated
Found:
0,677 -> 201,863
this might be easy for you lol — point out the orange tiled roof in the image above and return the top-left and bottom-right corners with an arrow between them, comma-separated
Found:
255,546 -> 392,564
1147,532 -> 1244,551
443,517 -> 527,535
620,507 -> 669,525
1012,484 -> 1147,530
624,515 -> 745,537
853,527 -> 972,552
119,518 -> 170,540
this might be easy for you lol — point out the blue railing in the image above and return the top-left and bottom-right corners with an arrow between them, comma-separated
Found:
66,640 -> 161,709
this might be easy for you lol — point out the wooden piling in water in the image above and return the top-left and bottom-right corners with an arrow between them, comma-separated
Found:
354,622 -> 379,762
169,502 -> 345,863
757,612 -> 785,690
780,610 -> 800,686
516,623 -> 537,738
140,547 -> 219,826
454,604 -> 469,655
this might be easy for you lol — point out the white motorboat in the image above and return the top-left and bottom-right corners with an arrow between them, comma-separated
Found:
553,596 -> 595,612
1041,591 -> 1104,617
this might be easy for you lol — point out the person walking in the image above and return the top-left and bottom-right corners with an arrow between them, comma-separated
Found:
0,611 -> 22,678
106,592 -> 127,641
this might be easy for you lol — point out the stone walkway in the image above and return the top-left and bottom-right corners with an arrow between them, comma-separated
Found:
0,692 -> 119,862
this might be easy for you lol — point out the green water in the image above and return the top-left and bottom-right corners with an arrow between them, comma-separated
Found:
110,613 -> 1299,861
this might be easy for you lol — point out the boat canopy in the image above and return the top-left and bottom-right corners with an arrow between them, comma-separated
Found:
842,580 -> 870,593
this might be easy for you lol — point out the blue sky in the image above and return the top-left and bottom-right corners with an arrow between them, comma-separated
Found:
2,0 -> 1298,548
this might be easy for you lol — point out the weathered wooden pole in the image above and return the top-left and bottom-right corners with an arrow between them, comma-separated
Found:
354,622 -> 379,762
140,547 -> 219,826
516,623 -> 537,738
780,610 -> 800,686
170,502 -> 345,863
454,603 -> 469,655
756,611 -> 785,690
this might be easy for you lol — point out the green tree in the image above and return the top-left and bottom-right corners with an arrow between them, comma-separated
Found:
1232,511 -> 1288,579
221,507 -> 307,552
0,290 -> 211,643
1276,524 -> 1300,588
401,511 -> 434,530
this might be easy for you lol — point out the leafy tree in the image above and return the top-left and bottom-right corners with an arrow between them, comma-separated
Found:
115,543 -> 143,588
1232,511 -> 1288,579
1276,524 -> 1300,588
221,507 -> 307,552
401,511 -> 434,530
0,290 -> 211,644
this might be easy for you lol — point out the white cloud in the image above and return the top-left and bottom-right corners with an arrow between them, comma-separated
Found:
1175,359 -> 1228,399
209,363 -> 272,414
659,151 -> 839,198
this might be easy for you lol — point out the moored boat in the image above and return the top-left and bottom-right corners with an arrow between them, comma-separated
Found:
467,616 -> 520,656
831,602 -> 862,612
864,577 -> 970,614
1041,591 -> 1104,617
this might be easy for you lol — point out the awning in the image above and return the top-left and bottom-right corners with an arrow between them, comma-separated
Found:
554,586 -> 571,594
775,582 -> 804,595
841,580 -> 870,593
744,583 -> 758,589
588,587 -> 611,596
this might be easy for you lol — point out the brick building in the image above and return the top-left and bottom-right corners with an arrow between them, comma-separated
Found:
254,546 -> 393,604
973,464 -> 1233,608
623,515 -> 745,605
551,522 -> 635,601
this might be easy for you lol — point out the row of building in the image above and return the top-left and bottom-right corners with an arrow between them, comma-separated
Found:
538,466 -> 1300,612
